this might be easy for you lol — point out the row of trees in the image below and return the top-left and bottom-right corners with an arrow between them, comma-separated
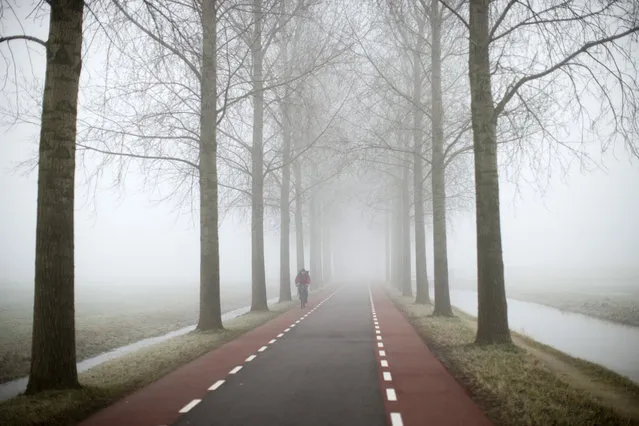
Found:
1,0 -> 637,393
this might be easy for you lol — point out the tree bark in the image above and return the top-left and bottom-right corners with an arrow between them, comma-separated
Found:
197,0 -> 223,330
468,0 -> 511,344
431,0 -> 453,316
384,202 -> 391,284
251,0 -> 268,312
309,187 -> 323,286
322,206 -> 332,284
412,16 -> 430,304
26,0 -> 84,394
279,99 -> 292,302
401,157 -> 413,297
391,182 -> 402,290
278,16 -> 293,302
294,148 -> 305,271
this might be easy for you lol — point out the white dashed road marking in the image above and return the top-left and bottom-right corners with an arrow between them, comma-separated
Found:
390,412 -> 404,426
381,360 -> 388,367
386,388 -> 397,401
258,346 -> 268,352
229,366 -> 242,374
383,371 -> 392,381
379,350 -> 386,356
245,355 -> 256,362
208,380 -> 225,391
179,399 -> 201,413
269,339 -> 277,344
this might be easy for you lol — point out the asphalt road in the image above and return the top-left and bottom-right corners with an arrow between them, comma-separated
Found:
171,284 -> 386,426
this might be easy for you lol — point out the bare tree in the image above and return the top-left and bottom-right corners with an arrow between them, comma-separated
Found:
0,0 -> 84,393
443,0 -> 639,343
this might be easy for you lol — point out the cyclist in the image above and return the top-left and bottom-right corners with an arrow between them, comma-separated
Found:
295,268 -> 311,308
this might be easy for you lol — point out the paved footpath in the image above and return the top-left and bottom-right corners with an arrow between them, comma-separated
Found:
80,284 -> 492,426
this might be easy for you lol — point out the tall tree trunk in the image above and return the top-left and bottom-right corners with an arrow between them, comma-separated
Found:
197,0 -> 222,330
385,202 -> 391,284
294,152 -> 305,270
412,16 -> 430,304
322,207 -> 332,284
392,183 -> 402,290
251,0 -> 268,311
26,0 -> 84,394
431,0 -> 453,316
401,158 -> 413,297
469,0 -> 511,344
279,97 -> 292,302
310,187 -> 323,286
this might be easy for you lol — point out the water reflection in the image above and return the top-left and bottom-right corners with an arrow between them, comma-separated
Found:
450,290 -> 639,384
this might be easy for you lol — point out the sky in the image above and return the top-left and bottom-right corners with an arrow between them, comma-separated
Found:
1,3 -> 638,292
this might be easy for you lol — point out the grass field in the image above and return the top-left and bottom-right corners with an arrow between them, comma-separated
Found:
0,280 -> 282,384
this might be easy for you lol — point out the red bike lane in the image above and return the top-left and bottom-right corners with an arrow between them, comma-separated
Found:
79,287 -> 336,426
369,285 -> 493,426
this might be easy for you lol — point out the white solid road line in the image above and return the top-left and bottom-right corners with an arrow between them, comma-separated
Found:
381,359 -> 389,367
245,355 -> 256,362
208,380 -> 225,391
179,399 -> 201,413
258,346 -> 268,352
386,388 -> 397,401
383,371 -> 392,381
390,412 -> 404,426
229,366 -> 243,374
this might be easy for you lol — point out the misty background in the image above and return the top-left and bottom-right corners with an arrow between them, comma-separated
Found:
1,4 -> 638,298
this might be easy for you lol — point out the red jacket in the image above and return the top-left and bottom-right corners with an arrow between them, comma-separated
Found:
295,271 -> 311,285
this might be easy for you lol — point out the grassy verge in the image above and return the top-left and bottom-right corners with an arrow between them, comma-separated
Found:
0,282 -> 282,383
390,291 -> 639,426
0,300 -> 296,426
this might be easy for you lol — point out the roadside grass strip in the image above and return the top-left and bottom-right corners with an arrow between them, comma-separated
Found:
389,291 -> 639,426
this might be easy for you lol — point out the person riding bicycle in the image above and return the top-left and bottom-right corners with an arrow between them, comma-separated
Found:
295,268 -> 311,308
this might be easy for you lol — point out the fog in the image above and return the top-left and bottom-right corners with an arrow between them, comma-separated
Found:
3,129 -> 638,291
1,3 -> 638,297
